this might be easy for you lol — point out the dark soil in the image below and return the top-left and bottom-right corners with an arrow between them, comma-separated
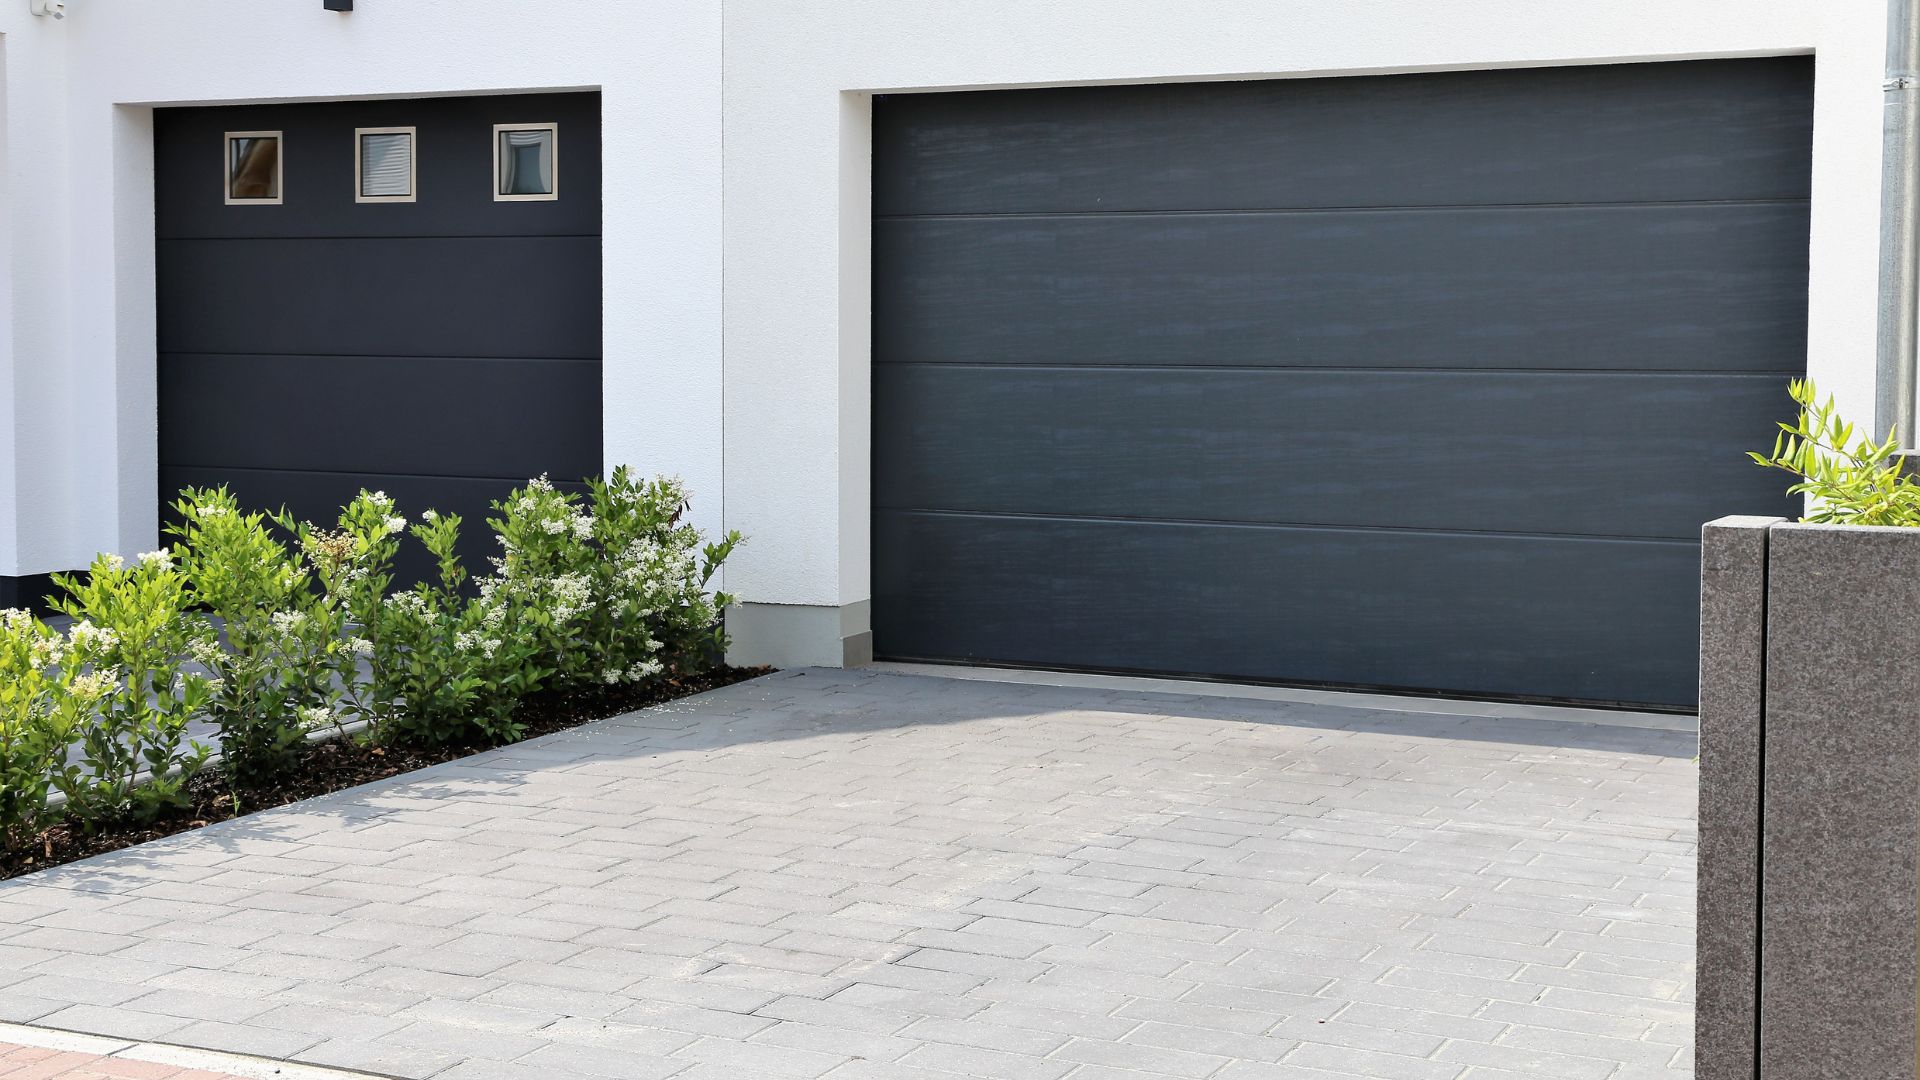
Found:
0,666 -> 772,881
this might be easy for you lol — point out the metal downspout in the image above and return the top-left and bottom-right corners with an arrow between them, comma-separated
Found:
1877,0 -> 1920,447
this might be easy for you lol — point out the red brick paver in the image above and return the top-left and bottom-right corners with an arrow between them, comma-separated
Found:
0,1044 -> 243,1080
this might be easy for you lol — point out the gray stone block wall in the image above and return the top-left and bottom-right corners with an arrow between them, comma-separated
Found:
1759,522 -> 1920,1079
1696,516 -> 1778,1080
1700,517 -> 1920,1079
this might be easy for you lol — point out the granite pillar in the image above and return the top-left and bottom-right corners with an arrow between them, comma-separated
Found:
1696,515 -> 1779,1080
1757,522 -> 1920,1079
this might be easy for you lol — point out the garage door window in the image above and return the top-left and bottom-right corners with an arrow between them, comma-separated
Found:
494,123 -> 557,201
225,131 -> 282,205
356,127 -> 415,203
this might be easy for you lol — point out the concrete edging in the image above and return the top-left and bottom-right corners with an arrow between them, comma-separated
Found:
0,1021 -> 378,1080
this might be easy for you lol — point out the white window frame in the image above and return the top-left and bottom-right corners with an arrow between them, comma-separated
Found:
492,122 -> 559,202
354,126 -> 417,204
224,130 -> 284,206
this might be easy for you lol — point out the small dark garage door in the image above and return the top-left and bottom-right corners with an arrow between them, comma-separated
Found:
871,59 -> 1813,708
156,92 -> 600,573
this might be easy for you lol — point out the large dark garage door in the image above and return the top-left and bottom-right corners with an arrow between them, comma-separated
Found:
871,59 -> 1812,708
156,92 -> 600,573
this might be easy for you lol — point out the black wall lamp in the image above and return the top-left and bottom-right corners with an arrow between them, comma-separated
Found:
324,0 -> 352,10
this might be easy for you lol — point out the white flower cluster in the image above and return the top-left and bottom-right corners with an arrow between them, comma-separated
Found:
346,636 -> 374,657
538,510 -> 595,541
299,705 -> 336,730
360,492 -> 408,537
600,658 -> 664,685
136,549 -> 175,569
68,620 -> 119,654
269,610 -> 309,635
188,637 -> 226,668
549,573 -> 592,622
15,614 -> 68,664
386,591 -> 428,618
301,529 -> 365,585
68,668 -> 121,702
454,629 -> 503,658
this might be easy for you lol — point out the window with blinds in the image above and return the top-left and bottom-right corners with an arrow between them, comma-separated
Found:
356,127 -> 416,203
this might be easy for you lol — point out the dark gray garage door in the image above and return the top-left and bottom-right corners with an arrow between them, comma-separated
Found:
156,92 -> 600,575
871,59 -> 1813,708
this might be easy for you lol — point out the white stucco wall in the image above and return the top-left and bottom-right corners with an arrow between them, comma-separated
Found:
0,0 -> 1895,667
0,0 -> 723,578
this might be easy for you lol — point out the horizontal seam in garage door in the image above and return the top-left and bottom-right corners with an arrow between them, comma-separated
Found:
157,463 -> 595,485
159,350 -> 601,362
873,361 -> 1801,376
873,506 -> 1702,545
875,197 -> 1810,221
156,233 -> 603,242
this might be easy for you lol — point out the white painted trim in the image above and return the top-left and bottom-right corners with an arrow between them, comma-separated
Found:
869,661 -> 1700,733
353,124 -> 416,203
492,120 -> 558,201
222,129 -> 283,205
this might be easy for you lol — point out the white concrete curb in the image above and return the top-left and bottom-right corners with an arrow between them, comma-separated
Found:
0,1021 -> 379,1079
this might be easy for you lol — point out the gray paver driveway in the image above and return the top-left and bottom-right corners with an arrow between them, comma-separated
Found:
0,668 -> 1697,1080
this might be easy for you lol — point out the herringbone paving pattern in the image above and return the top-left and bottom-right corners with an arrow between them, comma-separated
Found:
0,669 -> 1697,1079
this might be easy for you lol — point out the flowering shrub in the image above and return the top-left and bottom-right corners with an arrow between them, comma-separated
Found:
488,469 -> 740,690
168,488 -> 344,784
0,611 -> 88,849
286,490 -> 404,734
50,553 -> 214,822
0,471 -> 738,844
367,508 -> 548,746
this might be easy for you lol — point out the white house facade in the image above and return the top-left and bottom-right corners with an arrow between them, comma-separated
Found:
0,0 -> 1892,709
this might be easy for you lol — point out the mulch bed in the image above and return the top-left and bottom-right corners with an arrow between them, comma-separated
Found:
0,666 -> 771,882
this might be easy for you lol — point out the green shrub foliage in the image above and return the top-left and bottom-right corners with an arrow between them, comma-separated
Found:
0,472 -> 737,846
1751,378 -> 1920,526
487,469 -> 740,691
169,488 -> 345,785
0,611 -> 88,850
50,553 -> 214,822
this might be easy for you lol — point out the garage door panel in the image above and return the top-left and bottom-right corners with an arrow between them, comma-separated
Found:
873,510 -> 1699,707
157,93 -> 602,587
158,236 -> 602,359
875,58 -> 1813,217
874,365 -> 1796,539
159,354 -> 601,481
873,61 -> 1811,707
159,467 -> 590,591
875,202 -> 1809,370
